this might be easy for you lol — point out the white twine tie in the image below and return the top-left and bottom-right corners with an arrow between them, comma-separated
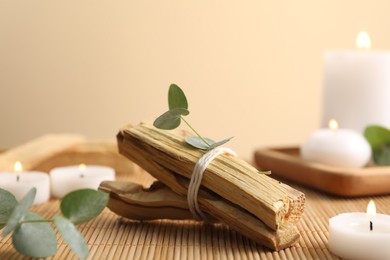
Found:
187,146 -> 237,220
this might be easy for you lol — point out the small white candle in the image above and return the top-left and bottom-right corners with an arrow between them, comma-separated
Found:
0,161 -> 50,205
329,200 -> 390,260
301,119 -> 371,168
322,31 -> 390,133
50,164 -> 115,198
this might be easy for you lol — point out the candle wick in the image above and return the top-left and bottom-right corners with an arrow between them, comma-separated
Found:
80,174 -> 84,178
16,175 -> 20,182
370,221 -> 373,231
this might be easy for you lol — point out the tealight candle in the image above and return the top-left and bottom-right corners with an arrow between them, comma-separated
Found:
0,161 -> 50,205
50,164 -> 115,198
329,200 -> 390,259
301,119 -> 371,168
322,31 -> 390,132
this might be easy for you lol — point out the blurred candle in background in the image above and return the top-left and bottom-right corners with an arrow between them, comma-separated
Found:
322,31 -> 390,133
0,161 -> 50,205
50,164 -> 115,198
301,119 -> 371,168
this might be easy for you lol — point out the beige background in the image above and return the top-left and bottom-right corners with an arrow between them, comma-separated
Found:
1,1 -> 390,160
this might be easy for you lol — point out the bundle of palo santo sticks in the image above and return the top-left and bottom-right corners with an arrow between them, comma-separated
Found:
99,122 -> 305,250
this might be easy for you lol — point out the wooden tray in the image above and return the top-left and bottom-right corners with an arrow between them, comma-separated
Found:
254,147 -> 390,197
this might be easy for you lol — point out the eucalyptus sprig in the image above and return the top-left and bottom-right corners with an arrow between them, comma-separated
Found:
154,84 -> 233,150
0,187 -> 108,259
364,125 -> 390,165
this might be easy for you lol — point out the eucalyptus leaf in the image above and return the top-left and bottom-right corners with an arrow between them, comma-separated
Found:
185,136 -> 215,150
168,84 -> 188,110
155,84 -> 233,150
54,216 -> 89,260
364,125 -> 390,165
364,125 -> 390,151
3,188 -> 36,237
153,108 -> 189,130
185,136 -> 234,150
208,136 -> 234,150
60,189 -> 108,225
373,143 -> 390,166
12,213 -> 57,258
0,188 -> 17,229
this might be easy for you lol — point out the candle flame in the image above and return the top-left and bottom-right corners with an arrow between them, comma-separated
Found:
367,200 -> 376,217
14,161 -> 23,173
356,31 -> 371,49
328,119 -> 339,130
79,164 -> 86,170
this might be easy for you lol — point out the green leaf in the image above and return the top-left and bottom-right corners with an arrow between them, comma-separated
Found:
208,136 -> 234,150
364,125 -> 390,151
153,108 -> 190,130
60,189 -> 108,225
12,213 -> 57,258
2,188 -> 36,237
364,125 -> 390,165
373,143 -> 390,166
185,136 -> 215,150
168,84 -> 188,110
54,216 -> 89,260
185,136 -> 234,150
0,188 -> 18,229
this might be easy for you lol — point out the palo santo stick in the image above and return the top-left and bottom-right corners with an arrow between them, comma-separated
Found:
117,122 -> 305,231
99,180 -> 300,250
99,181 -> 194,220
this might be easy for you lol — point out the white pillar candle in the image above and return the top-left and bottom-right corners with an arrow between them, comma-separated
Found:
329,200 -> 390,260
322,31 -> 390,133
0,162 -> 50,205
50,164 -> 115,198
301,119 -> 371,168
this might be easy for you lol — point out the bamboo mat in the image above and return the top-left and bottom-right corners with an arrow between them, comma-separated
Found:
1,165 -> 388,260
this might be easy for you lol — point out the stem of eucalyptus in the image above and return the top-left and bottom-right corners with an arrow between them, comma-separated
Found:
180,116 -> 211,147
0,219 -> 55,226
20,219 -> 54,224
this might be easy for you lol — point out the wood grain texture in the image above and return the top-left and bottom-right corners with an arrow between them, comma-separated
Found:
116,122 -> 305,247
254,147 -> 390,197
100,180 -> 300,250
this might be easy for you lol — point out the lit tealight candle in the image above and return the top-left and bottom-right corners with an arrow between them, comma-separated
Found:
0,161 -> 50,205
329,200 -> 390,259
300,119 -> 371,168
322,31 -> 390,132
50,164 -> 115,198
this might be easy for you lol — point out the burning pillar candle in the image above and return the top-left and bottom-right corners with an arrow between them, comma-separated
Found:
0,161 -> 50,205
322,31 -> 390,133
50,164 -> 115,198
329,200 -> 390,259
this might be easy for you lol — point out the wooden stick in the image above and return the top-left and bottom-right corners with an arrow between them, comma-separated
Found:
99,181 -> 194,220
117,122 -> 305,231
99,180 -> 300,250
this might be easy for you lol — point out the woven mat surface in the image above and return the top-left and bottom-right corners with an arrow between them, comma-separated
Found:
1,166 -> 387,260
